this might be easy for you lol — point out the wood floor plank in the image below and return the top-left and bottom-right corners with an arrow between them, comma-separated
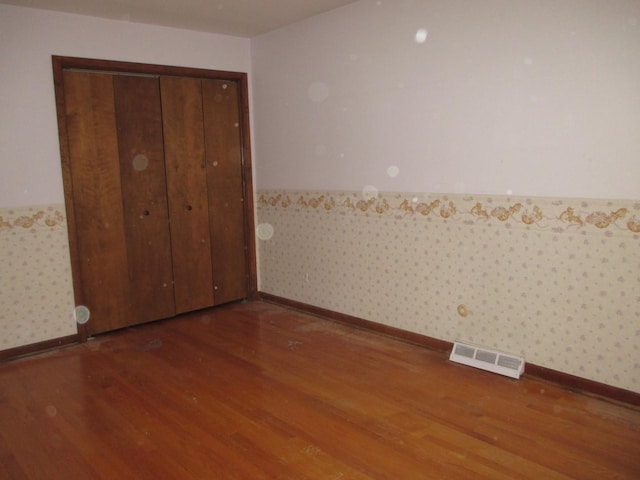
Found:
205,304 -> 640,477
0,369 -> 101,479
0,301 -> 639,479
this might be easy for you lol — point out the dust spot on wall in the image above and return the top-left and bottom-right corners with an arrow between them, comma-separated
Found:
308,82 -> 329,103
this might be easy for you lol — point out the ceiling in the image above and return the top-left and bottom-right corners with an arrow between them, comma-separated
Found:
1,0 -> 360,37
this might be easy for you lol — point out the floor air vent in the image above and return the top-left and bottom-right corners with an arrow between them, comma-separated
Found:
449,341 -> 524,379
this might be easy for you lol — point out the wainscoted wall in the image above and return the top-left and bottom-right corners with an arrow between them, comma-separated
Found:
256,189 -> 640,393
0,205 -> 76,350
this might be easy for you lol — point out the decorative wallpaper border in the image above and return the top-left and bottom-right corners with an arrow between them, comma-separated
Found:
257,190 -> 640,235
0,206 -> 66,230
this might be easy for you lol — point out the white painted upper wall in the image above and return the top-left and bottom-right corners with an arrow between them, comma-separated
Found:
251,0 -> 640,200
0,4 -> 251,208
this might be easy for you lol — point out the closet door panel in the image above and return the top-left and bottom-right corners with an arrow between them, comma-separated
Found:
160,76 -> 215,313
202,80 -> 247,304
63,70 -> 130,334
113,75 -> 176,322
207,187 -> 247,304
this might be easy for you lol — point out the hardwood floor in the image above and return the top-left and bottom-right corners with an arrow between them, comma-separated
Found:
1,301 -> 639,479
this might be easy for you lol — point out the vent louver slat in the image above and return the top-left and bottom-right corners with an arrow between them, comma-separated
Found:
454,344 -> 475,358
475,350 -> 497,364
497,355 -> 523,370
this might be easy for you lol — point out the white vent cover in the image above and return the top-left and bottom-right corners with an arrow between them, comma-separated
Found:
449,341 -> 525,379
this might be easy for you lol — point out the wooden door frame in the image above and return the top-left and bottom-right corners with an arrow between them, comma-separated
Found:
52,56 -> 258,340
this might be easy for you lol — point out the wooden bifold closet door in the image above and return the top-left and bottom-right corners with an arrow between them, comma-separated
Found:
57,59 -> 254,337
160,76 -> 215,314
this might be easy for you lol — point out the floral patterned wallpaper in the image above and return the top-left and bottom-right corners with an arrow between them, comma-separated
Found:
0,205 -> 76,350
256,190 -> 640,393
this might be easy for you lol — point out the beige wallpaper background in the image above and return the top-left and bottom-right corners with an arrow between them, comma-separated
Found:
0,205 -> 76,350
256,189 -> 640,393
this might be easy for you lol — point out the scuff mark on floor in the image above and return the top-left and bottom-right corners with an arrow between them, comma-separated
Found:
138,339 -> 163,351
